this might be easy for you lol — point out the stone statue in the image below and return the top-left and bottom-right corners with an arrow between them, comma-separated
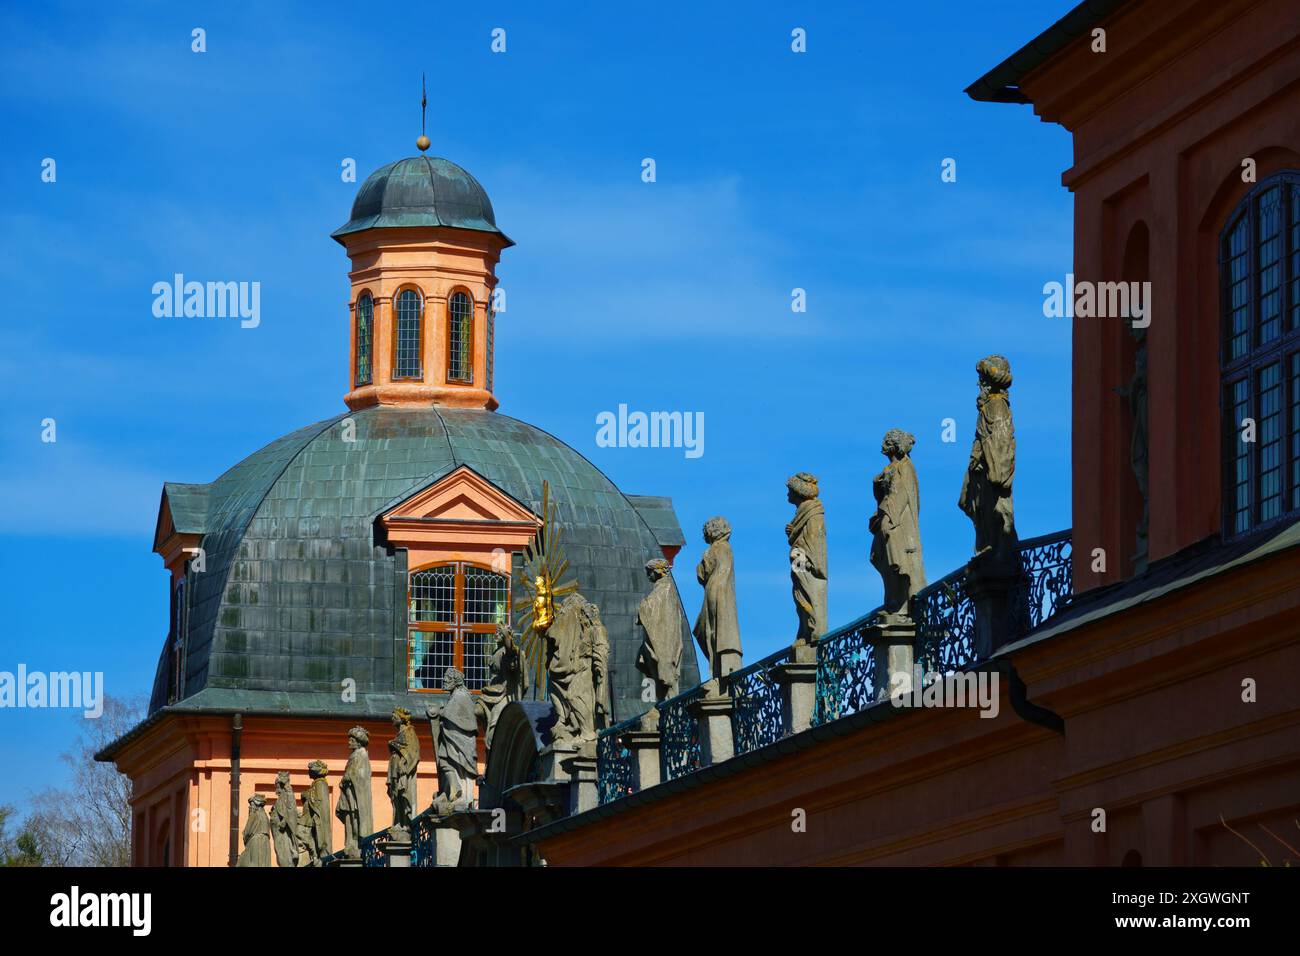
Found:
298,760 -> 332,866
236,794 -> 271,868
270,770 -> 301,867
335,726 -> 373,859
786,472 -> 828,644
870,429 -> 927,620
545,594 -> 610,742
693,516 -> 742,680
635,558 -> 683,700
477,623 -> 529,754
1116,326 -> 1149,569
427,667 -> 477,812
386,707 -> 420,835
958,354 -> 1018,569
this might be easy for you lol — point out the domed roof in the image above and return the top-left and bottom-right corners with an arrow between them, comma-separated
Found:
150,406 -> 695,722
332,156 -> 512,245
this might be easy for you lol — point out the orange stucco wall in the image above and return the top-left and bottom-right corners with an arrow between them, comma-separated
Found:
115,714 -> 484,867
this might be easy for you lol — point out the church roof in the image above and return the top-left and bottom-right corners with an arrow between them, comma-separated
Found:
139,406 -> 698,726
331,156 -> 512,244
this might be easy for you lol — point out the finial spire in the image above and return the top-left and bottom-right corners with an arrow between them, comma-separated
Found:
417,73 -> 431,152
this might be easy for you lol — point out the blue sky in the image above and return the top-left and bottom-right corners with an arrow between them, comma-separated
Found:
0,0 -> 1075,805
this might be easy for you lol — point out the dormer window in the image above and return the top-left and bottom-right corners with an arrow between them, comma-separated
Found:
448,291 -> 473,384
394,289 -> 423,380
1221,171 -> 1300,535
355,292 -> 373,386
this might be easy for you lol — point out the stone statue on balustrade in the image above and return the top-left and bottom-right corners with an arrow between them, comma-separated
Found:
693,516 -> 742,682
386,707 -> 420,836
270,770 -> 301,867
427,667 -> 477,813
298,759 -> 332,866
236,793 -> 271,868
870,429 -> 927,622
958,354 -> 1018,573
786,472 -> 828,644
1115,325 -> 1149,571
545,594 -> 612,744
478,623 -> 529,756
636,558 -> 683,701
335,726 -> 373,860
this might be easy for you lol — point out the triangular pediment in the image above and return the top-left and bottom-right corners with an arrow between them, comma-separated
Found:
382,465 -> 540,527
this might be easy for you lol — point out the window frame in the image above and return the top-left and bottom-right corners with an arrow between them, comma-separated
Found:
354,291 -> 374,387
405,559 -> 508,692
446,288 -> 474,385
1220,170 -> 1300,537
392,286 -> 425,381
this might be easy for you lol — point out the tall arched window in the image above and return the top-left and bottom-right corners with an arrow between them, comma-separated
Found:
407,562 -> 508,691
354,292 -> 373,386
447,291 -> 473,384
1221,171 -> 1300,535
393,289 -> 423,380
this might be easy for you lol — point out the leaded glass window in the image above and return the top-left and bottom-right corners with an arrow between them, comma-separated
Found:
448,291 -> 473,384
407,562 -> 508,691
486,306 -> 494,393
394,289 -> 423,379
355,293 -> 373,386
1221,172 -> 1300,535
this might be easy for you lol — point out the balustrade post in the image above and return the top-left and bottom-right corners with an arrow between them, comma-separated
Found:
688,684 -> 735,766
865,617 -> 916,701
965,559 -> 1024,659
773,641 -> 819,736
568,748 -> 599,815
620,710 -> 662,791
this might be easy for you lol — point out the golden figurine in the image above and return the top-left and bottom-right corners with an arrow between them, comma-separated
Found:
515,481 -> 578,691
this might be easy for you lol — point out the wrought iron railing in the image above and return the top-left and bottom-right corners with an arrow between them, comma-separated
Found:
360,830 -> 385,868
1009,530 -> 1073,636
727,647 -> 793,756
914,565 -> 977,676
596,716 -> 638,805
814,610 -> 881,725
411,810 -> 437,867
657,685 -> 703,781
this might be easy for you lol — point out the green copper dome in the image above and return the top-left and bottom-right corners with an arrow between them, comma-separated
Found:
332,156 -> 512,245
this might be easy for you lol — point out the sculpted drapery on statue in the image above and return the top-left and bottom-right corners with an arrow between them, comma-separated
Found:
427,667 -> 477,811
335,726 -> 373,860
545,594 -> 611,742
959,354 -> 1018,569
271,770 -> 302,867
694,516 -> 742,681
236,794 -> 271,868
478,623 -> 529,754
870,429 -> 926,620
299,760 -> 332,866
636,558 -> 683,700
386,707 -> 420,834
786,473 -> 828,644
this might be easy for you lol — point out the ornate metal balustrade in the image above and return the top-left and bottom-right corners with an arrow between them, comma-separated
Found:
1009,530 -> 1073,636
596,716 -> 638,805
360,831 -> 385,868
657,686 -> 703,781
814,611 -> 880,725
727,647 -> 792,756
914,567 -> 977,677
411,810 -> 437,867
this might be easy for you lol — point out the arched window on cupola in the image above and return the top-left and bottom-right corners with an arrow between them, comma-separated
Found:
394,289 -> 423,380
1221,170 -> 1300,535
407,562 -> 508,691
447,290 -> 474,384
354,292 -> 373,386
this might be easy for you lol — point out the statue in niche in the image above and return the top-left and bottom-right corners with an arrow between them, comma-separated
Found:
427,667 -> 478,812
544,594 -> 609,742
478,623 -> 529,755
693,516 -> 743,681
958,354 -> 1018,570
869,429 -> 927,621
298,760 -> 332,866
786,472 -> 828,644
635,558 -> 683,700
236,794 -> 271,868
335,726 -> 373,859
1115,325 -> 1149,569
386,707 -> 420,836
271,770 -> 301,867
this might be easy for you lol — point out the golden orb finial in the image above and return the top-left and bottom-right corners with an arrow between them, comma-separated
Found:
417,73 -> 430,153
417,134 -> 430,152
